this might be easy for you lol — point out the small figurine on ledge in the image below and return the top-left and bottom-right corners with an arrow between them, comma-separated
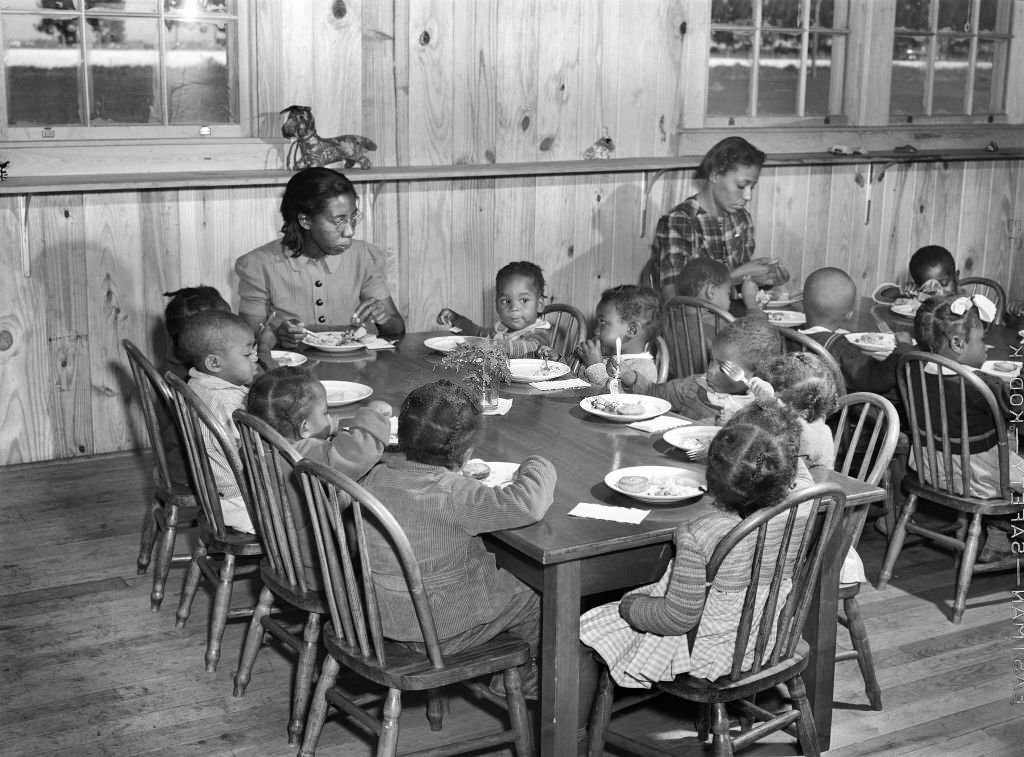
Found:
583,131 -> 615,160
280,105 -> 377,170
0,160 -> 9,181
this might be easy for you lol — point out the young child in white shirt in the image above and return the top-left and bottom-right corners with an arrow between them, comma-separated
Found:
576,285 -> 662,388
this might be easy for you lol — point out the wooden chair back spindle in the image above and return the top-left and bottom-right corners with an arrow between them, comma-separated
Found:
662,295 -> 735,379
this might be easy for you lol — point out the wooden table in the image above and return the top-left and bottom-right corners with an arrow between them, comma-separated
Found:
313,333 -> 884,755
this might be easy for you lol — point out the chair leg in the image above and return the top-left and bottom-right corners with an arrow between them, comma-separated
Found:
289,612 -> 322,746
138,499 -> 159,575
233,585 -> 274,697
150,504 -> 181,611
788,675 -> 820,757
175,543 -> 206,628
843,595 -> 882,710
205,553 -> 236,672
298,655 -> 340,757
586,667 -> 614,757
502,666 -> 534,757
379,687 -> 403,757
878,493 -> 918,589
709,702 -> 734,757
426,689 -> 445,732
952,513 -> 983,624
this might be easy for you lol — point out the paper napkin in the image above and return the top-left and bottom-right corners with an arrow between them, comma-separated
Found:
483,397 -> 513,416
569,502 -> 650,524
529,377 -> 591,391
628,416 -> 692,433
364,338 -> 397,350
388,416 -> 399,446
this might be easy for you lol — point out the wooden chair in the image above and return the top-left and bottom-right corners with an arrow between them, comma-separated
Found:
122,339 -> 198,611
164,372 -> 263,672
587,482 -> 846,757
958,276 -> 1006,324
828,392 -> 900,711
878,351 -> 1017,623
774,325 -> 848,396
294,458 -> 534,757
662,295 -> 735,379
652,334 -> 670,383
543,302 -> 588,374
232,410 -> 328,746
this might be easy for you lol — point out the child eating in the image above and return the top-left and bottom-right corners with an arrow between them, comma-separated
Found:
616,315 -> 782,424
575,285 -> 662,388
874,244 -> 960,304
178,310 -> 260,533
677,257 -> 762,315
436,261 -> 552,358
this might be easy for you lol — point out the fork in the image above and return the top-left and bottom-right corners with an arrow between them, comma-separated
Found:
720,360 -> 749,388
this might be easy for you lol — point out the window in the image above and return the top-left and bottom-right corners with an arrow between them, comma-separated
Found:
891,0 -> 1012,120
708,0 -> 850,124
0,0 -> 250,139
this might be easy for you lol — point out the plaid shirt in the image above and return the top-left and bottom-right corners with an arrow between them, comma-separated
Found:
654,196 -> 755,292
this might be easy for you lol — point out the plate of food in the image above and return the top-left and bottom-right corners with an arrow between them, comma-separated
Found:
764,288 -> 802,307
320,380 -> 373,407
605,465 -> 706,504
979,360 -> 1022,381
765,309 -> 807,327
424,335 -> 468,353
303,328 -> 368,353
662,425 -> 721,460
580,394 -> 672,422
508,358 -> 571,383
271,350 -> 308,367
846,332 -> 896,354
462,459 -> 520,487
890,297 -> 921,318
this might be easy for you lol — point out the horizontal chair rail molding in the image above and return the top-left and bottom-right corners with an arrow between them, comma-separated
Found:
1,147 -> 1023,196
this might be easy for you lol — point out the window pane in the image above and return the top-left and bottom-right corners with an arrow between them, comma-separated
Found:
88,16 -> 158,124
811,0 -> 836,26
165,17 -> 236,123
806,34 -> 838,116
977,0 -> 1006,34
165,0 -> 235,17
932,36 -> 968,114
895,0 -> 932,31
4,13 -> 82,125
937,0 -> 970,32
712,0 -> 751,25
708,31 -> 753,117
891,35 -> 928,116
973,39 -> 1004,114
758,59 -> 799,116
763,0 -> 800,28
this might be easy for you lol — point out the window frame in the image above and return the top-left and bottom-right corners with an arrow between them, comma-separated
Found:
0,0 -> 253,141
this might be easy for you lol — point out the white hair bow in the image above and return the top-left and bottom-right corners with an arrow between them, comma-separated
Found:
949,294 -> 997,323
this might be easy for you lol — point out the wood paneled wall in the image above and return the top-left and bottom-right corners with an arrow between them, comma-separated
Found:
1,0 -> 1022,464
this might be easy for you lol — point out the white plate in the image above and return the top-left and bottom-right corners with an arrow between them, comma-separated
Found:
271,350 -> 308,367
508,358 -> 571,383
424,335 -> 467,353
765,309 -> 807,327
766,290 -> 802,307
605,465 -> 706,504
303,331 -> 367,353
662,425 -> 721,456
320,380 -> 373,407
463,459 -> 520,487
979,360 -> 1022,381
580,394 -> 672,422
846,332 -> 896,353
890,298 -> 921,318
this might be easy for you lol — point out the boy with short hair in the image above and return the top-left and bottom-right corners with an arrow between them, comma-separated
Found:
676,257 -> 762,314
178,310 -> 260,533
874,244 -> 959,303
616,315 -> 781,424
576,285 -> 662,387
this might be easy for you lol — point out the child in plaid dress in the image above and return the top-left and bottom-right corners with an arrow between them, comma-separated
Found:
580,404 -> 811,688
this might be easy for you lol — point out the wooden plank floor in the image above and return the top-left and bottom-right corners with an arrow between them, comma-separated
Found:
0,452 -> 1019,757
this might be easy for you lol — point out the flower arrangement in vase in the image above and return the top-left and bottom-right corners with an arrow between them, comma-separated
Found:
440,338 -> 512,411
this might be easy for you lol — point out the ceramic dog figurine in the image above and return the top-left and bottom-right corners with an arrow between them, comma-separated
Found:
280,105 -> 377,170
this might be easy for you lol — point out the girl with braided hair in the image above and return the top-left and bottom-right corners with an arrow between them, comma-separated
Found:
580,403 -> 814,687
245,366 -> 391,585
360,379 -> 556,698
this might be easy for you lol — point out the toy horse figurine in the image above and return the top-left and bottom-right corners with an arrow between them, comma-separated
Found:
280,105 -> 377,170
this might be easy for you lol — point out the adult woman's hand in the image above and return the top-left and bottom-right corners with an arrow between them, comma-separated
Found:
354,297 -> 404,336
274,319 -> 308,350
732,257 -> 788,287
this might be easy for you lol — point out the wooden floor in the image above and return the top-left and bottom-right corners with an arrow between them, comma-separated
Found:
0,452 -> 1019,757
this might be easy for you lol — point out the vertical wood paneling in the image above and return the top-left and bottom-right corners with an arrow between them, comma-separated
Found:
254,0 -> 286,137
314,0 -> 362,136
957,163 -> 996,278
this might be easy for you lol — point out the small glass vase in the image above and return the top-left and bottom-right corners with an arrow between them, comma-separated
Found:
481,380 -> 500,412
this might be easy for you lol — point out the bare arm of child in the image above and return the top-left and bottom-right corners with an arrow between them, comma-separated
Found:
503,327 -> 554,359
619,526 -> 707,635
436,308 -> 487,336
739,277 -> 764,315
451,455 -> 557,532
575,337 -> 604,367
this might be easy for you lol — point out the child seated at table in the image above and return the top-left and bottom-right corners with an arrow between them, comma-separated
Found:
360,379 -> 556,696
873,244 -> 959,304
178,309 -> 260,533
911,294 -> 1021,561
615,315 -> 781,424
801,267 -> 913,396
579,403 -> 813,687
677,257 -> 762,314
436,261 -> 553,358
245,366 -> 391,587
162,285 -> 232,379
575,284 -> 662,388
